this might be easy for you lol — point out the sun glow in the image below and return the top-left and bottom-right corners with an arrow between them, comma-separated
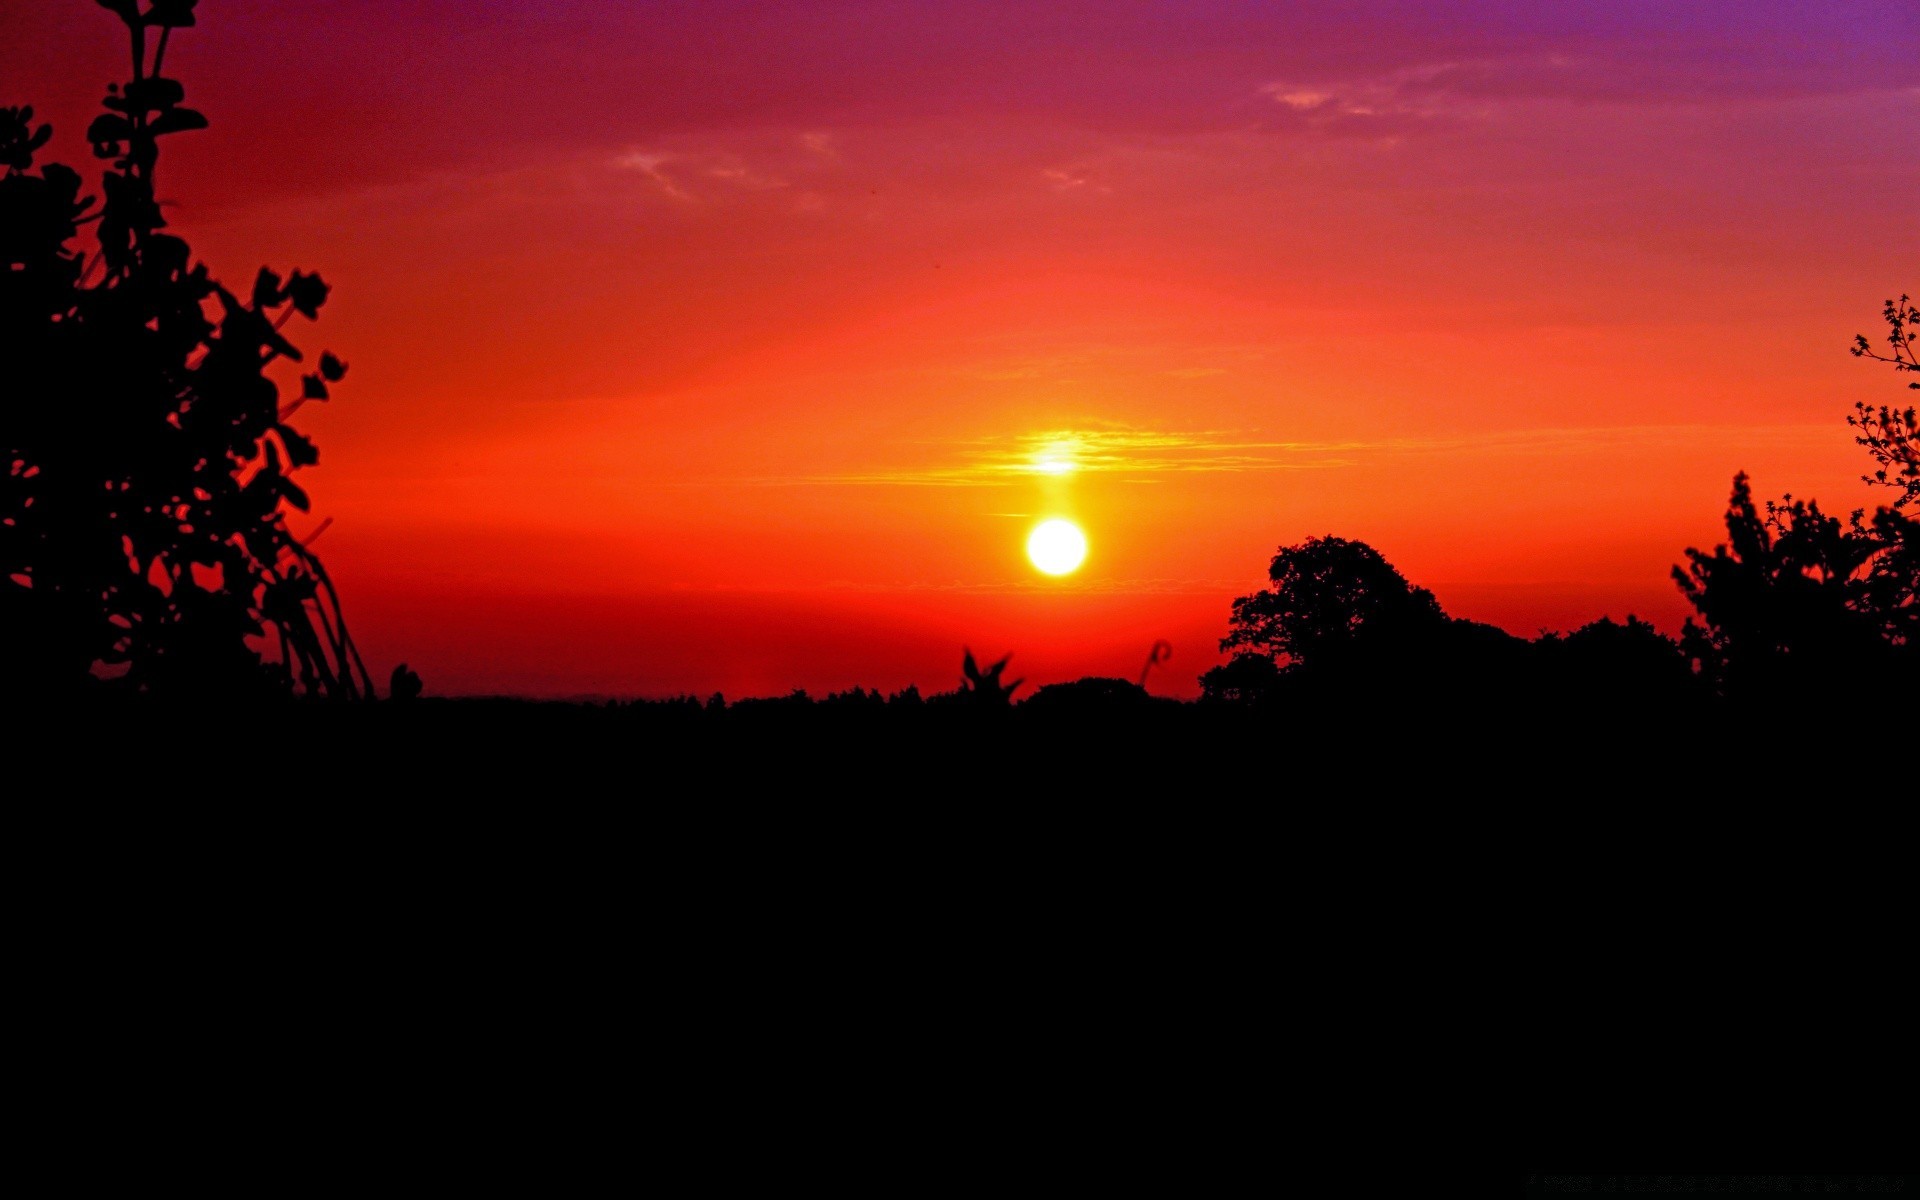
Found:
1026,518 -> 1088,576
1028,437 -> 1082,475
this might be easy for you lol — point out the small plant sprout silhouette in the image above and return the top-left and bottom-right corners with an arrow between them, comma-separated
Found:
1848,293 -> 1919,508
1137,639 -> 1172,689
389,663 -> 424,703
959,648 -> 1022,706
1,1 -> 375,699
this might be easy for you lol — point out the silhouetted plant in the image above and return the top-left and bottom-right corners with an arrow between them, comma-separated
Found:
389,663 -> 423,703
1533,615 -> 1695,709
1197,652 -> 1285,704
1672,475 -> 1913,700
957,648 -> 1021,706
1848,293 -> 1918,507
1,1 -> 371,699
1674,297 -> 1920,701
1220,535 -> 1446,671
822,685 -> 884,708
1021,676 -> 1157,714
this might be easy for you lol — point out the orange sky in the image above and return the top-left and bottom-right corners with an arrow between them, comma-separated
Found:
6,1 -> 1916,697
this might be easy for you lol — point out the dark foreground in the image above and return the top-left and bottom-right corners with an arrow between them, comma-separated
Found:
6,693 -> 1908,1168
2,688 -> 1834,792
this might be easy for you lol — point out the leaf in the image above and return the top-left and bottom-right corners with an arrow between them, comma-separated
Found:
319,352 -> 348,382
42,162 -> 84,201
95,0 -> 141,24
301,375 -> 329,402
279,478 -> 310,512
285,270 -> 330,319
277,426 -> 319,468
252,267 -> 285,309
145,233 -> 190,277
149,108 -> 209,137
87,114 -> 133,146
123,77 -> 187,114
145,0 -> 199,27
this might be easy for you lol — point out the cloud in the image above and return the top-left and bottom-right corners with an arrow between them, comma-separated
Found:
742,423 -> 1844,489
809,576 -> 1252,596
614,145 -> 804,202
1042,165 -> 1111,194
756,427 -> 1363,488
1259,60 -> 1507,131
613,149 -> 693,201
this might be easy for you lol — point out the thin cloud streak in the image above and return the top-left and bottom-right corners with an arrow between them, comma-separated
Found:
742,423 -> 1840,488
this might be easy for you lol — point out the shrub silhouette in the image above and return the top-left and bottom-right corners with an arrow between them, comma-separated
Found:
0,1 -> 372,700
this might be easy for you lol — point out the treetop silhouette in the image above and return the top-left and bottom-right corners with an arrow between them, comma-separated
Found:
1219,534 -> 1446,671
1848,294 -> 1919,508
1668,294 -> 1920,703
2,0 -> 373,699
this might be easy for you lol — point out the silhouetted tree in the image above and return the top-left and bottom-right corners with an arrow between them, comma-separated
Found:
1197,652 -> 1286,705
1533,615 -> 1695,709
1674,295 -> 1920,703
1021,676 -> 1158,714
1221,535 -> 1446,671
1848,293 -> 1918,507
1,1 -> 371,700
822,685 -> 884,708
1673,475 -> 1913,701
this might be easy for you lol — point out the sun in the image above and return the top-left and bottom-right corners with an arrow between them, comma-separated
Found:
1027,518 -> 1087,576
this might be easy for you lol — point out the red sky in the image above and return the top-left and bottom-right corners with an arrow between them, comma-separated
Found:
5,1 -> 1917,698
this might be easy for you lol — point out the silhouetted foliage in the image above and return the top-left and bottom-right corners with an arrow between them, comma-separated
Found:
1667,303 -> 1920,703
1848,293 -> 1919,507
951,648 -> 1021,707
1221,535 -> 1446,672
389,663 -> 423,703
1136,638 -> 1173,688
1,1 -> 370,700
1673,474 -> 1917,702
1212,535 -> 1546,709
822,685 -> 885,709
1533,615 -> 1695,709
1198,652 -> 1286,705
1021,676 -> 1162,714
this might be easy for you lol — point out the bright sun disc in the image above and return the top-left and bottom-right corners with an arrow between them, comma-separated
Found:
1027,518 -> 1087,575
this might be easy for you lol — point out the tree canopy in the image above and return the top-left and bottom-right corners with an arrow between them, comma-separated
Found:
1219,535 -> 1445,671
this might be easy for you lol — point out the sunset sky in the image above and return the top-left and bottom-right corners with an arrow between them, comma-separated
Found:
6,1 -> 1917,698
